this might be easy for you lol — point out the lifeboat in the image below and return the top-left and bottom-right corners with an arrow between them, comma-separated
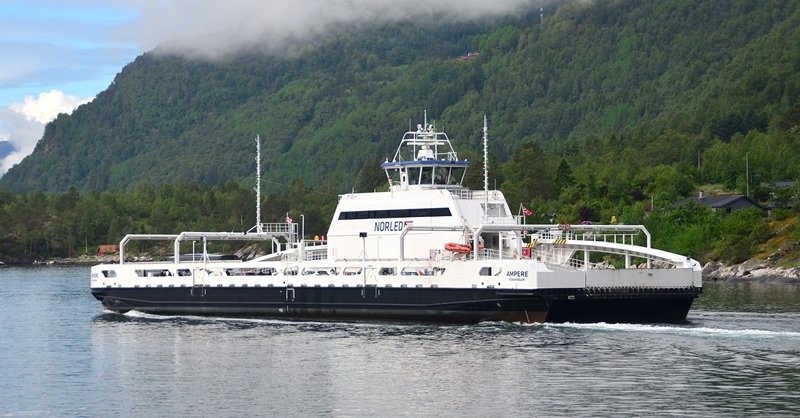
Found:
444,242 -> 472,253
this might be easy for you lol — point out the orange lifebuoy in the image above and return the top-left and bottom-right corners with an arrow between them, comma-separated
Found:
444,242 -> 472,253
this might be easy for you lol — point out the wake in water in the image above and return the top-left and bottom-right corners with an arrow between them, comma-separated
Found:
112,309 -> 800,339
534,321 -> 800,339
118,309 -> 446,333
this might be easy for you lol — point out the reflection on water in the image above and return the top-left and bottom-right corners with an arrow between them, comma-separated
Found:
696,281 -> 800,313
1,266 -> 799,416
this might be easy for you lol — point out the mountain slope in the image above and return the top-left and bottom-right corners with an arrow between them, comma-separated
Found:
1,0 -> 799,194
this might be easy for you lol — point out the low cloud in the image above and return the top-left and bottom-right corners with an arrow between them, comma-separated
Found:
0,109 -> 42,175
9,89 -> 93,124
133,0 -> 533,59
0,90 -> 93,175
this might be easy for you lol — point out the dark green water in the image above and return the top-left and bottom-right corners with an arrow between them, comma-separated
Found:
1,266 -> 798,416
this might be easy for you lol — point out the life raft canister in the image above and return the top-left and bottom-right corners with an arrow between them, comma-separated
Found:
444,242 -> 472,253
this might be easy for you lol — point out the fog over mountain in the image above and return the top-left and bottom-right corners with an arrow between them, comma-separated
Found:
133,0 -> 534,59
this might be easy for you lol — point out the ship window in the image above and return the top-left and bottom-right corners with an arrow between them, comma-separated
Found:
433,167 -> 446,184
101,270 -> 117,278
479,267 -> 492,276
448,167 -> 465,185
303,268 -> 338,276
379,267 -> 396,276
177,269 -> 191,276
407,167 -> 421,185
338,208 -> 451,220
342,267 -> 362,276
137,269 -> 172,277
284,266 -> 298,276
420,167 -> 433,184
401,267 -> 434,276
394,209 -> 410,218
226,268 -> 264,276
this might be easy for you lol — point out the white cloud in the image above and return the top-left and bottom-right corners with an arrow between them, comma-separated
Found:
0,89 -> 93,175
0,109 -> 43,175
9,89 -> 93,124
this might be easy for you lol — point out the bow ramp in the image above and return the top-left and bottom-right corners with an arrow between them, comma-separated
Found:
529,224 -> 702,288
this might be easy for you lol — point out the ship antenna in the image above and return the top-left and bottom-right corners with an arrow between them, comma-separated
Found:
255,135 -> 263,234
483,115 -> 489,221
540,0 -> 544,22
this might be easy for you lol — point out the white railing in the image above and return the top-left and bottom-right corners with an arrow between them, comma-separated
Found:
253,223 -> 297,235
449,189 -> 504,201
534,228 -> 645,247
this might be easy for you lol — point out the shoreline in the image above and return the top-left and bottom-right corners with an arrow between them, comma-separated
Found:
703,260 -> 800,284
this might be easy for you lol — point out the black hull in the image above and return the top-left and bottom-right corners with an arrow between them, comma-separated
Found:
546,296 -> 697,324
92,286 -> 550,323
91,286 -> 700,324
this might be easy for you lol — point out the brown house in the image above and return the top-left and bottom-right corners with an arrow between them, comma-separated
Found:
97,244 -> 118,256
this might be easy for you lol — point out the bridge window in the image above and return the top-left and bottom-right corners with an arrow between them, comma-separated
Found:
433,167 -> 447,184
448,167 -> 465,185
420,167 -> 433,184
407,167 -> 421,185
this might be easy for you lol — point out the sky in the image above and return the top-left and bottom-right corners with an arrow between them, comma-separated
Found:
0,0 -> 533,176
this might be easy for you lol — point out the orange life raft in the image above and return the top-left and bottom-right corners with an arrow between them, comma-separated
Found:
444,242 -> 472,253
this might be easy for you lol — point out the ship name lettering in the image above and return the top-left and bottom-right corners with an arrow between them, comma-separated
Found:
374,220 -> 407,232
506,270 -> 528,278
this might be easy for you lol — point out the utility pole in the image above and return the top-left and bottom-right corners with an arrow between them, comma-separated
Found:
745,152 -> 750,197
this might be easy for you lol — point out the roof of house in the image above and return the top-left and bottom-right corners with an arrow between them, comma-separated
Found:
673,194 -> 765,210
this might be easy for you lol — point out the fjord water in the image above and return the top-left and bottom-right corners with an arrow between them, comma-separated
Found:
1,266 -> 798,416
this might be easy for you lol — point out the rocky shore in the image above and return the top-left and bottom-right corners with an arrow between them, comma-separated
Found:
703,260 -> 800,284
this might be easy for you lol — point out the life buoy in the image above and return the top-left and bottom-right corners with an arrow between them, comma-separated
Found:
444,242 -> 472,253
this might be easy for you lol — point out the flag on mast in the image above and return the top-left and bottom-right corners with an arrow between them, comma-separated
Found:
521,204 -> 533,217
285,213 -> 293,224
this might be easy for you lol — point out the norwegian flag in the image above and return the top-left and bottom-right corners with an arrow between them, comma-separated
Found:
521,204 -> 533,217
285,213 -> 293,224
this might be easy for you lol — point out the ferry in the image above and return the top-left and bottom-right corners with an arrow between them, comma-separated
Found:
90,117 -> 702,323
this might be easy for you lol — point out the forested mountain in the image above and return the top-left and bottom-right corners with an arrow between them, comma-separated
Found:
2,0 -> 800,265
2,0 -> 798,195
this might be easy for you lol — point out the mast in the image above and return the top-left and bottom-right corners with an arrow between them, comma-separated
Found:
483,115 -> 489,221
255,135 -> 263,233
